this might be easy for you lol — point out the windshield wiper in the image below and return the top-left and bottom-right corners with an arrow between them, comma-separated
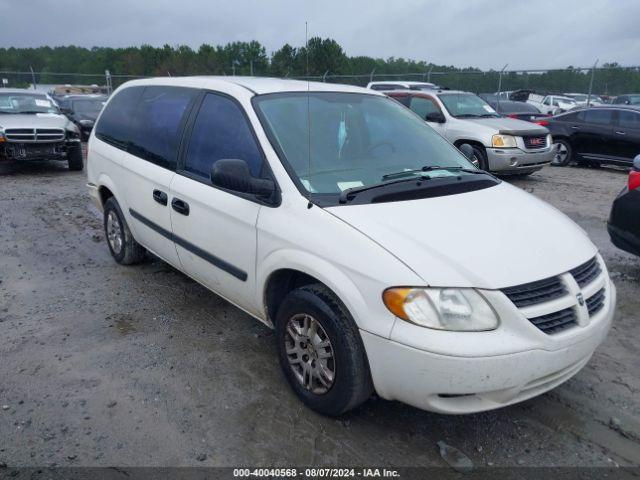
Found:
339,176 -> 432,204
16,110 -> 50,114
382,165 -> 487,181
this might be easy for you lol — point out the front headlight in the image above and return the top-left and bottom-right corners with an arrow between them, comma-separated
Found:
79,119 -> 94,126
0,127 -> 4,143
383,287 -> 499,331
491,134 -> 517,148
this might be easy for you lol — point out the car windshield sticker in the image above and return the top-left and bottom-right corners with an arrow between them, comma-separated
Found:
35,99 -> 52,108
337,181 -> 365,191
483,105 -> 496,113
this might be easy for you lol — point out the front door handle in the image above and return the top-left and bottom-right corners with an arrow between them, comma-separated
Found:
171,198 -> 190,216
153,189 -> 168,206
571,125 -> 580,129
615,131 -> 626,135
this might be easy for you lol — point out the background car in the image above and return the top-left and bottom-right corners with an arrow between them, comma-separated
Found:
366,81 -> 439,91
564,93 -> 604,107
528,94 -> 578,115
613,94 -> 640,105
479,95 -> 550,124
545,105 -> 640,167
608,155 -> 640,256
0,88 -> 83,171
385,89 -> 553,175
57,94 -> 108,140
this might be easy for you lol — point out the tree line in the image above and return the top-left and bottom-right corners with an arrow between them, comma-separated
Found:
1,39 -> 638,95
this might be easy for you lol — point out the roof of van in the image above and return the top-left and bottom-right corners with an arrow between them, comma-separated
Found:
0,88 -> 49,95
123,76 -> 380,96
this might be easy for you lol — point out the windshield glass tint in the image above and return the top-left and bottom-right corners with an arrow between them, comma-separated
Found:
438,93 -> 497,117
0,93 -> 59,114
73,99 -> 105,114
254,92 -> 475,195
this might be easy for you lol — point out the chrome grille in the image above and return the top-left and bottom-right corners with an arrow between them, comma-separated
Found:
570,257 -> 601,287
523,135 -> 548,150
501,276 -> 566,308
529,307 -> 577,334
586,288 -> 605,316
4,128 -> 65,143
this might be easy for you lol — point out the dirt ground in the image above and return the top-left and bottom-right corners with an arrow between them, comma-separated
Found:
0,157 -> 639,470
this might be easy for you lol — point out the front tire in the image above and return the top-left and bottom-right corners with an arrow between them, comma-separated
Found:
469,145 -> 489,171
103,197 -> 146,265
552,139 -> 572,166
275,284 -> 373,416
67,144 -> 84,171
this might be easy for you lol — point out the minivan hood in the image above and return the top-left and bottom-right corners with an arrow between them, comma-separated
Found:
326,182 -> 595,289
0,113 -> 71,130
465,116 -> 548,135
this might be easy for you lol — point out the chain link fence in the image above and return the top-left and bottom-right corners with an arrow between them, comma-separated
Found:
1,65 -> 639,99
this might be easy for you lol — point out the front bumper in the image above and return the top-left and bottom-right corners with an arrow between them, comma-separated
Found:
0,139 -> 80,162
486,147 -> 554,174
362,280 -> 615,414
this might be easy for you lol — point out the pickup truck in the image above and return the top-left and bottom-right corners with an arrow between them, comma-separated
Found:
0,89 -> 83,172
527,94 -> 578,115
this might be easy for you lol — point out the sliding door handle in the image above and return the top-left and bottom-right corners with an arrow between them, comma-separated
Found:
153,189 -> 168,206
171,198 -> 190,216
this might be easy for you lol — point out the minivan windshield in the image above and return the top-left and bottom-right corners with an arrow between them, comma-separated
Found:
0,93 -> 59,114
253,92 -> 484,201
73,98 -> 106,114
438,93 -> 499,118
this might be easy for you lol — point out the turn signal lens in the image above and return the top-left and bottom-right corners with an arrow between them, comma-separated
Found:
382,288 -> 412,320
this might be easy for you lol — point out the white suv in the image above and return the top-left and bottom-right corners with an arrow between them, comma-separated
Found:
385,89 -> 555,175
87,77 -> 615,415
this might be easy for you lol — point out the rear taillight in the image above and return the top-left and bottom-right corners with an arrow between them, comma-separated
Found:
507,114 -> 518,119
535,120 -> 550,126
629,170 -> 640,191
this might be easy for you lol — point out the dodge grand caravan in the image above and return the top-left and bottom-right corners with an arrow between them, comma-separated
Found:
87,77 -> 615,416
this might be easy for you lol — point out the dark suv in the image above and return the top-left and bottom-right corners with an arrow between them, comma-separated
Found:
57,94 -> 107,141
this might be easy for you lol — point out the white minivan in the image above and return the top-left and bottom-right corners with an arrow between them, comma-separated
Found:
87,77 -> 615,416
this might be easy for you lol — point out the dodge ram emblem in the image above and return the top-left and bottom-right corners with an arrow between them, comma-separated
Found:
576,293 -> 585,306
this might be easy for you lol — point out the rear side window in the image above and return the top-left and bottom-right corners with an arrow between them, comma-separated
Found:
95,87 -> 144,148
618,110 -> 640,129
410,97 -> 439,119
128,86 -> 198,169
583,109 -> 613,125
183,93 -> 264,179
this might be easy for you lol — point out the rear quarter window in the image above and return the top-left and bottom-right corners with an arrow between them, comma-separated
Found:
95,87 -> 144,149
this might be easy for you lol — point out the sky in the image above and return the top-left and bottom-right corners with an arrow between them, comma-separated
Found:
1,0 -> 639,71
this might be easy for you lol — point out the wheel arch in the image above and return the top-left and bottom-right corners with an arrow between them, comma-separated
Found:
259,250 -> 379,335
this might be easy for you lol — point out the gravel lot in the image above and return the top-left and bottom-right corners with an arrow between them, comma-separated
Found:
0,157 -> 639,470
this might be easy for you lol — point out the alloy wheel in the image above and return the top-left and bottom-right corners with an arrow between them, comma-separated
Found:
553,142 -> 569,165
284,313 -> 335,394
106,210 -> 124,255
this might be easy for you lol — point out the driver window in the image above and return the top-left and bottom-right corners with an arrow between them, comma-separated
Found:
184,93 -> 264,181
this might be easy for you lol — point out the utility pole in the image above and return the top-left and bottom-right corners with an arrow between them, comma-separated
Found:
29,66 -> 37,90
250,59 -> 254,76
587,59 -> 598,107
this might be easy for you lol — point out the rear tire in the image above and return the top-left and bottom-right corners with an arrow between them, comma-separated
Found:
67,144 -> 84,171
275,284 -> 373,416
103,197 -> 146,265
552,139 -> 572,166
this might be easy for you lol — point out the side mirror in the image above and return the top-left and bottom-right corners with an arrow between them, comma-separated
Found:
211,159 -> 276,198
458,144 -> 475,162
425,111 -> 445,123
633,154 -> 640,172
